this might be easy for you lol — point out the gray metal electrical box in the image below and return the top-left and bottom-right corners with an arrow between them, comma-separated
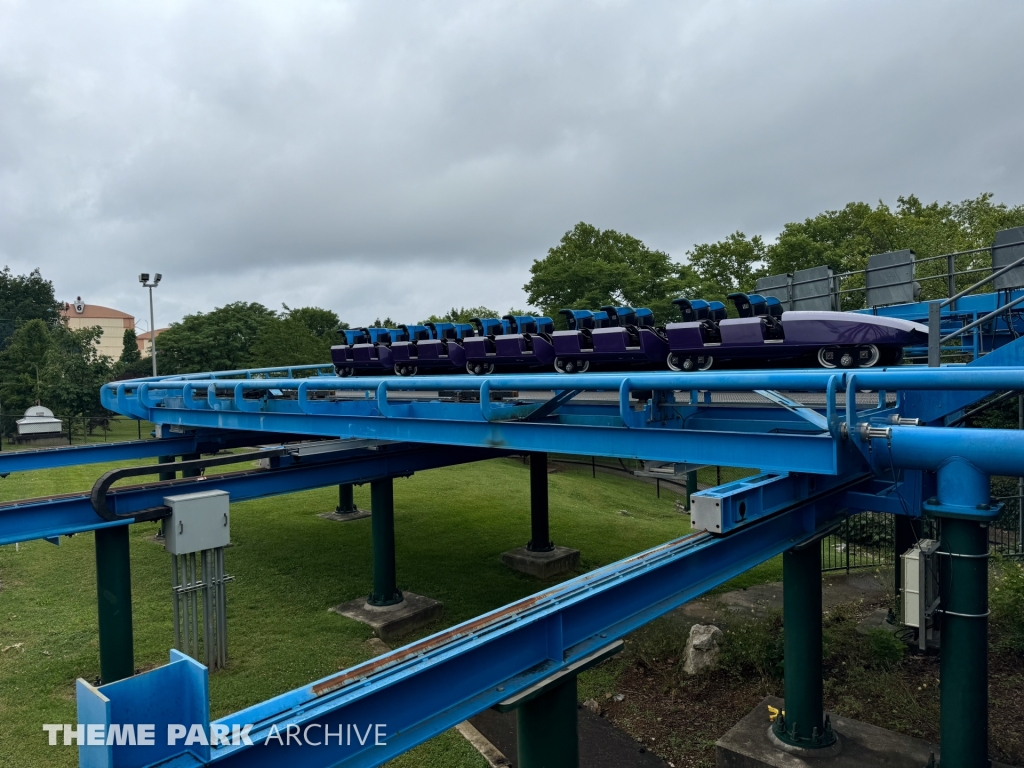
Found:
901,539 -> 941,649
791,266 -> 836,311
164,490 -> 230,555
992,227 -> 1024,290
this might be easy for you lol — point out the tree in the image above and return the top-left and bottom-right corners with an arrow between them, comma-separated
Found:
282,305 -> 347,337
251,316 -> 336,368
421,306 -> 499,324
155,302 -> 277,374
685,232 -> 769,307
0,319 -> 52,415
119,328 -> 141,365
41,325 -> 112,417
525,222 -> 696,324
0,267 -> 65,349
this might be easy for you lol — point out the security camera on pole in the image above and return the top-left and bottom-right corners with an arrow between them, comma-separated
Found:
139,273 -> 162,376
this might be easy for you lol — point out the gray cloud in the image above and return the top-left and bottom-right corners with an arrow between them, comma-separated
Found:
1,0 -> 1022,329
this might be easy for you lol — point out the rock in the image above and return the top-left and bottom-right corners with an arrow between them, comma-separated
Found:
618,509 -> 631,516
613,693 -> 625,702
682,623 -> 723,675
582,698 -> 601,714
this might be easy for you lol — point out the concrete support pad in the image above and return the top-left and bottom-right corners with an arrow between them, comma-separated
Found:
500,545 -> 580,579
330,592 -> 443,642
717,696 -> 1013,768
317,510 -> 371,522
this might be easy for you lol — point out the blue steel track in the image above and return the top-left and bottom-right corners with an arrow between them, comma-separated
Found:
2,352 -> 1022,766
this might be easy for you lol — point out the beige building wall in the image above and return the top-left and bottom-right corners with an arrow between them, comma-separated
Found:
62,298 -> 135,361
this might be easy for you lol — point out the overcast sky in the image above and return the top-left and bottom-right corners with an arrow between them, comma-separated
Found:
1,1 -> 1022,330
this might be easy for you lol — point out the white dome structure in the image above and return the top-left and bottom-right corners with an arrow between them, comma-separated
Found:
17,405 -> 63,435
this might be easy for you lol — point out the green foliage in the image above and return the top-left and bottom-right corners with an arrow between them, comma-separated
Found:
524,222 -> 696,324
670,193 -> 1024,310
40,325 -> 113,416
155,302 -> 277,374
421,306 -> 499,324
282,305 -> 346,337
866,629 -> 906,670
251,316 -> 334,367
0,266 -> 65,348
0,319 -> 52,412
686,232 -> 769,307
764,194 -> 1024,308
719,613 -> 785,681
369,317 -> 395,328
119,328 -> 141,365
991,558 -> 1024,655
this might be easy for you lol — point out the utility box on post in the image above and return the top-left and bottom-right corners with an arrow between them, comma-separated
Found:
165,490 -> 230,555
164,490 -> 232,671
901,539 -> 941,650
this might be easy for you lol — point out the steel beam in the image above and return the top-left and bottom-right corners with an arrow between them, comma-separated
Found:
81,491 -> 850,768
0,444 -> 506,546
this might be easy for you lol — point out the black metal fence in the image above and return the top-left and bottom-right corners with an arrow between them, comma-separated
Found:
821,512 -> 895,572
0,415 -> 154,448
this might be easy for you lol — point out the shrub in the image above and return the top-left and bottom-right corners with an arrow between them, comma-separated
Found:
991,558 -> 1024,655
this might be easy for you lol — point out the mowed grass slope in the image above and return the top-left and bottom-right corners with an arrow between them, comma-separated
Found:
0,456 -> 690,767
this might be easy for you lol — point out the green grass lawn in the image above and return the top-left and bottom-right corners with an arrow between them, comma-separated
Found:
0,456 -> 696,767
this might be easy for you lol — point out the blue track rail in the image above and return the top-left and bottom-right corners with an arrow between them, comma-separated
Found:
1,351 -> 1015,767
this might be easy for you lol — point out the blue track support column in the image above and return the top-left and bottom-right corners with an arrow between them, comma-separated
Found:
94,525 -> 134,683
369,477 -> 403,606
934,459 -> 991,768
772,537 -> 835,750
527,452 -> 553,552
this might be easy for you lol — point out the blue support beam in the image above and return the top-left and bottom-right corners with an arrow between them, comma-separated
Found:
0,429 -> 329,474
0,443 -> 506,546
79,487 -> 856,768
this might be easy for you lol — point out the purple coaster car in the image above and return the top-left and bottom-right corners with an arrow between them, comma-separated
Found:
331,327 -> 397,376
388,323 -> 471,376
462,315 -> 556,375
664,293 -> 928,371
550,306 -> 669,373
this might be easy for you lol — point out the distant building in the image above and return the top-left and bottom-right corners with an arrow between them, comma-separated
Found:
62,297 -> 135,361
136,328 -> 168,357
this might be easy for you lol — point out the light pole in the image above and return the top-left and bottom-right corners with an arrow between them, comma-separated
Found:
139,273 -> 162,376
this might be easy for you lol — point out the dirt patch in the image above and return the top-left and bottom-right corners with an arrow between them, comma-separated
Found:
595,585 -> 1024,768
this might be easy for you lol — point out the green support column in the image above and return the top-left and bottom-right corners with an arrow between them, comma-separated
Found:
157,454 -> 176,481
527,452 -> 553,552
686,469 -> 698,509
935,459 -> 991,768
337,484 -> 357,514
517,675 -> 579,768
95,525 -> 134,683
368,478 -> 402,606
772,539 -> 835,749
181,452 -> 201,479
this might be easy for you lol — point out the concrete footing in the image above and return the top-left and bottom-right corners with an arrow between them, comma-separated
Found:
330,592 -> 443,642
317,510 -> 371,522
717,695 -> 1012,768
500,545 -> 580,579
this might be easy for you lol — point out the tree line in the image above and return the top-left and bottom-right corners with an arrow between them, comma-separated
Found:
526,193 -> 1024,323
0,191 -> 1020,422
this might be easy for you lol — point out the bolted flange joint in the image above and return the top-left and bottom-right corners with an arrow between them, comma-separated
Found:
772,711 -> 837,749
